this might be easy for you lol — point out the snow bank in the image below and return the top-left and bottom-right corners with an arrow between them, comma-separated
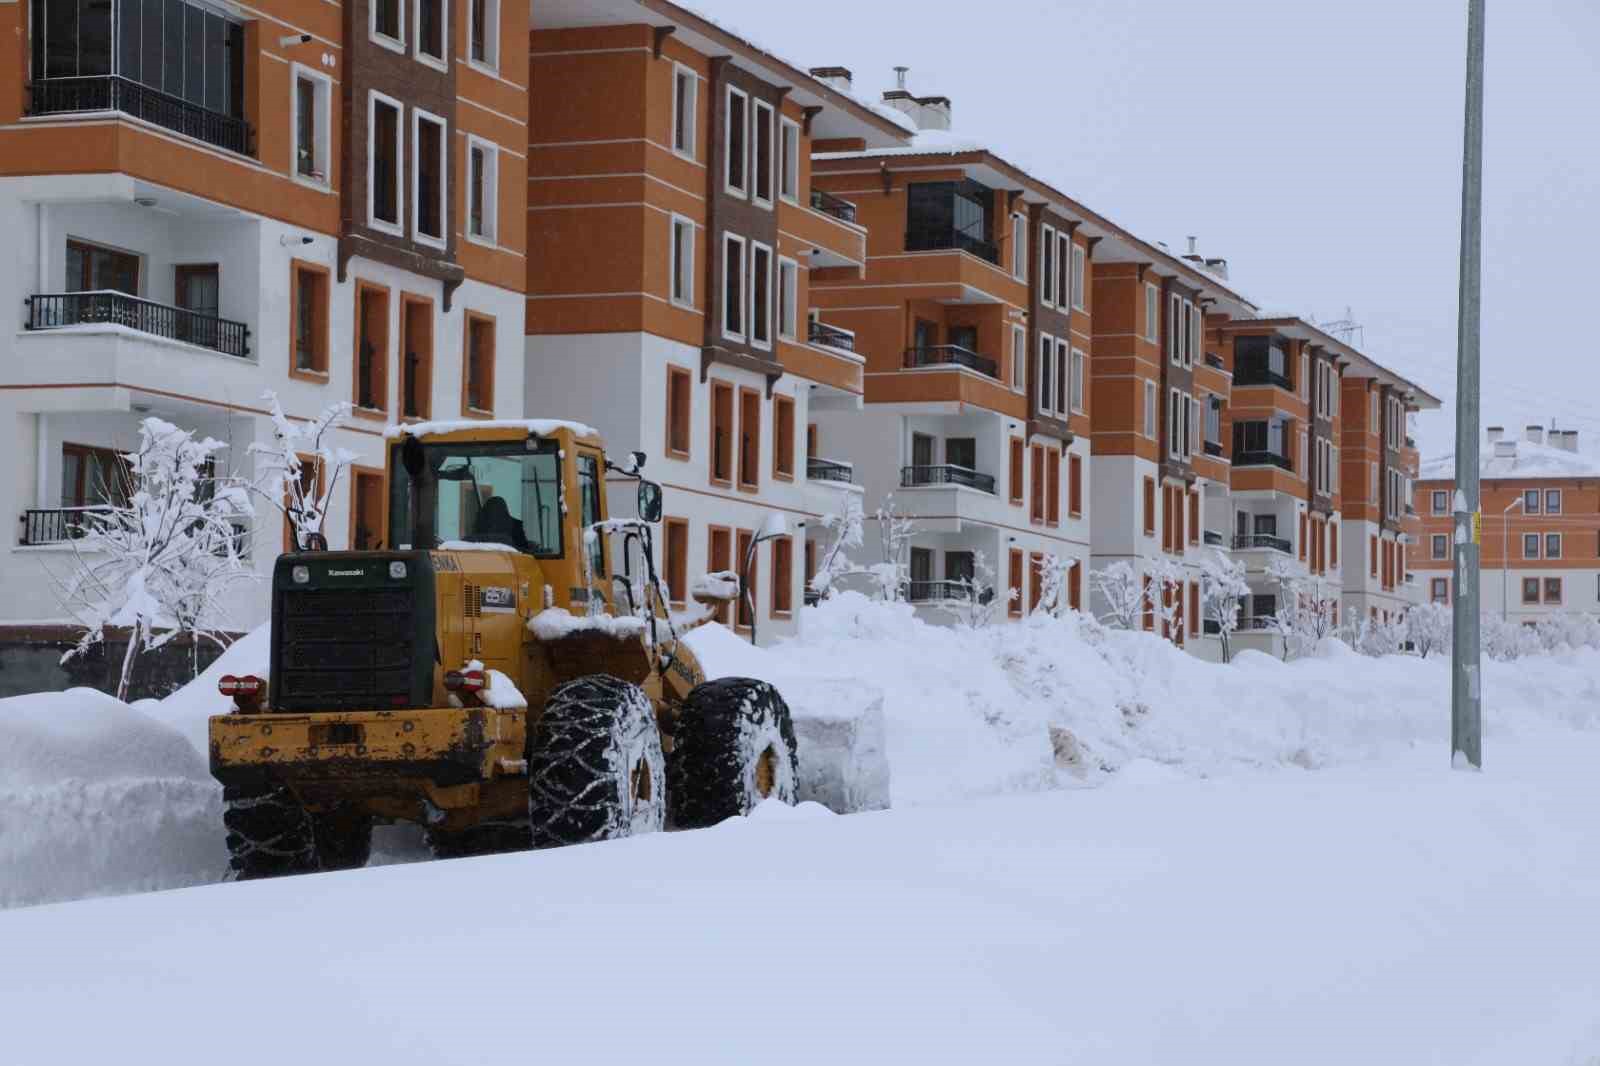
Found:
0,689 -> 224,908
528,607 -> 646,641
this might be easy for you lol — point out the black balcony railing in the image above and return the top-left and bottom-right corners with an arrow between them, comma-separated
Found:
901,464 -> 997,495
808,319 -> 856,352
19,507 -> 108,546
1203,440 -> 1225,458
1240,616 -> 1277,631
27,292 -> 250,358
905,579 -> 994,605
1232,534 -> 1293,554
810,188 -> 858,224
904,345 -> 999,379
1203,530 -> 1224,546
904,227 -> 999,265
29,76 -> 252,156
807,457 -> 855,484
1234,369 -> 1294,391
1204,353 -> 1225,370
1233,450 -> 1293,472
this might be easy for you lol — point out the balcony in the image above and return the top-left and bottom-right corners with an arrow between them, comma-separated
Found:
810,188 -> 858,225
1233,369 -> 1294,392
1233,450 -> 1293,472
808,320 -> 856,352
1203,440 -> 1225,458
19,507 -> 108,546
905,579 -> 994,605
1240,616 -> 1277,631
807,457 -> 855,484
29,76 -> 253,157
901,465 -> 997,495
26,291 -> 251,359
1204,353 -> 1226,370
1232,534 -> 1293,554
905,227 -> 999,264
904,345 -> 999,380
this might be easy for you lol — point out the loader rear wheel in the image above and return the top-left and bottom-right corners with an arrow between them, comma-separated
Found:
424,821 -> 532,860
527,674 -> 666,848
223,784 -> 316,880
668,678 -> 798,829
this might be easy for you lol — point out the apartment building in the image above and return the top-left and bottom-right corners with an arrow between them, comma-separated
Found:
1415,426 -> 1600,623
524,1 -> 909,643
0,0 -> 531,642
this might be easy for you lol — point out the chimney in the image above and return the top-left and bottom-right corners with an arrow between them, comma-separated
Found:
1494,440 -> 1517,459
1486,425 -> 1504,444
1525,425 -> 1544,446
1204,257 -> 1230,279
1557,430 -> 1580,453
809,66 -> 853,95
881,68 -> 952,132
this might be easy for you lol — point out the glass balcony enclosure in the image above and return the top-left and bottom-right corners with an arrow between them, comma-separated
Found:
905,180 -> 998,263
1233,335 -> 1293,390
29,0 -> 250,154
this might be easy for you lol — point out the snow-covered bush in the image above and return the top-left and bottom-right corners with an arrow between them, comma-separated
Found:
1197,551 -> 1249,662
870,495 -> 917,602
1481,613 -> 1543,661
810,495 -> 865,599
1533,612 -> 1600,653
55,417 -> 255,698
1032,553 -> 1075,619
1145,556 -> 1186,637
1266,556 -> 1339,660
249,392 -> 356,551
940,551 -> 1013,629
1357,613 -> 1406,658
1405,602 -> 1452,659
1091,561 -> 1144,630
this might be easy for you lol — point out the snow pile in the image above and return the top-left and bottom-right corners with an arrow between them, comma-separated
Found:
688,570 -> 739,601
387,418 -> 599,440
0,689 -> 224,908
528,608 -> 647,641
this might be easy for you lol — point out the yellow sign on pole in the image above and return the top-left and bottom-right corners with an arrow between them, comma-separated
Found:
1472,511 -> 1482,544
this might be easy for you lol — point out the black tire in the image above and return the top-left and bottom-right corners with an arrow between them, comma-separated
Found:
310,806 -> 374,872
224,784 -> 316,880
527,674 -> 665,849
668,677 -> 798,830
424,820 -> 532,860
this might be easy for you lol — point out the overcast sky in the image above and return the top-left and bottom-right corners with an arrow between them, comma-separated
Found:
692,0 -> 1599,460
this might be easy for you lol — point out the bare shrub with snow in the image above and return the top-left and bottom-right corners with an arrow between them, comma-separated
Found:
1092,561 -> 1145,630
249,392 -> 357,551
939,551 -> 1013,629
1032,553 -> 1075,619
1405,602 -> 1452,659
869,495 -> 918,602
1145,556 -> 1186,637
55,418 -> 255,699
1197,551 -> 1250,662
810,495 -> 865,599
1265,556 -> 1339,660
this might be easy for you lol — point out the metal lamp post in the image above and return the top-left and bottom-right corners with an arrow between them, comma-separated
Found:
1501,495 -> 1522,620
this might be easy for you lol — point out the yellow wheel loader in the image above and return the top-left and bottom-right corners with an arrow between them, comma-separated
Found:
209,421 -> 797,878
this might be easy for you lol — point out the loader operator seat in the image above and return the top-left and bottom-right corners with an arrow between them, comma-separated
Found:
470,495 -> 531,553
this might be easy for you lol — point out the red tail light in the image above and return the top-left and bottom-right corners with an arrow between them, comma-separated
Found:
219,674 -> 265,710
444,669 -> 486,693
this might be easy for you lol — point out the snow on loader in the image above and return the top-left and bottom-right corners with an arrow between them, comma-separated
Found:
209,420 -> 797,878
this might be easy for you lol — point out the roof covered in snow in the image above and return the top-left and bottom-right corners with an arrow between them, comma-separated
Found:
1420,439 -> 1600,482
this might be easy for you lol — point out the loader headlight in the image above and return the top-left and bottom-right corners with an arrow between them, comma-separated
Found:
389,561 -> 408,579
291,565 -> 311,584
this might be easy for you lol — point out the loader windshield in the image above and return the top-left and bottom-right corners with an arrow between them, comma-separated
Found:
390,439 -> 563,557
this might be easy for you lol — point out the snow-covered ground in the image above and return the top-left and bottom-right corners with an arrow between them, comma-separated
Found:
3,737 -> 1599,1065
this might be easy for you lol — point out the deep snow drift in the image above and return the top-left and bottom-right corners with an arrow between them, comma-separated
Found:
3,736 -> 1599,1065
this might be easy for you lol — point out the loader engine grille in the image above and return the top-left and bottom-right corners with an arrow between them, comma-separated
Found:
275,586 -> 419,711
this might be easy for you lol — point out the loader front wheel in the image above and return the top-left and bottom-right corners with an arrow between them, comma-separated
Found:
223,783 -> 316,880
424,821 -> 532,860
527,674 -> 666,848
668,678 -> 798,829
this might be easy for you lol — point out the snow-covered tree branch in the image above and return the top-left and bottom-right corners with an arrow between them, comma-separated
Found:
1032,552 -> 1076,619
1092,561 -> 1144,631
939,551 -> 1013,629
1197,550 -> 1249,662
249,392 -> 357,551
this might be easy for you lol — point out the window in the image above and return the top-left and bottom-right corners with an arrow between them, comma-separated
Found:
1011,326 -> 1026,395
1144,380 -> 1157,439
1069,559 -> 1082,612
778,257 -> 798,340
64,240 -> 137,295
1524,489 -> 1541,514
749,242 -> 773,349
1029,553 -> 1044,614
1038,334 -> 1055,416
1030,445 -> 1045,524
1370,535 -> 1379,578
779,118 -> 800,202
290,261 -> 329,376
722,234 -> 746,340
369,93 -> 403,232
1009,550 -> 1024,618
1523,533 -> 1540,559
1040,225 -> 1056,307
578,453 -> 606,579
1522,577 -> 1540,605
1144,283 -> 1159,342
725,87 -> 748,196
1189,397 -> 1201,459
469,0 -> 498,69
1432,490 -> 1448,515
668,214 -> 695,307
673,64 -> 698,160
1546,533 -> 1562,559
738,388 -> 760,489
351,468 -> 386,550
1143,477 -> 1156,536
905,180 -> 998,262
412,110 -> 447,247
467,138 -> 498,242
1431,577 -> 1448,604
1055,339 -> 1070,416
1070,349 -> 1086,414
1205,395 -> 1222,450
1300,352 -> 1310,402
1011,213 -> 1027,280
707,527 -> 732,625
60,443 -> 130,509
664,518 -> 689,606
665,365 -> 691,459
416,0 -> 446,68
735,529 -> 755,629
752,99 -> 775,207
710,382 -> 734,484
773,395 -> 795,479
1069,453 -> 1083,517
292,69 -> 331,183
354,283 -> 389,413
1432,533 -> 1448,560
1057,232 -> 1070,309
1168,294 -> 1180,365
400,295 -> 432,420
372,0 -> 403,47
1009,438 -> 1024,505
1046,448 -> 1061,526
1071,244 -> 1086,310
1233,336 -> 1293,389
771,537 -> 793,616
463,313 -> 495,414
1545,489 -> 1562,514
1544,577 -> 1563,605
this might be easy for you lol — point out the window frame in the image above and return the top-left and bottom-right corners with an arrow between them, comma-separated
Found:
1038,332 -> 1055,417
415,0 -> 448,71
410,107 -> 449,250
1068,452 -> 1083,518
778,116 -> 800,203
1432,490 -> 1448,515
1431,533 -> 1448,560
288,258 -> 330,380
1070,348 -> 1086,414
672,63 -> 699,161
290,64 -> 332,189
1010,212 -> 1027,280
709,380 -> 734,486
748,240 -> 774,351
1010,325 -> 1026,395
1071,244 -> 1086,310
370,0 -> 406,52
751,97 -> 775,210
1545,488 -> 1562,514
352,280 -> 391,416
1546,532 -> 1562,560
663,517 -> 690,607
467,0 -> 500,73
1144,283 -> 1159,342
461,311 -> 496,416
1143,380 -> 1157,439
367,91 -> 405,236
669,213 -> 696,309
770,535 -> 794,618
1039,224 -> 1056,308
721,233 -> 746,342
1523,532 -> 1541,560
1057,231 -> 1070,309
777,255 -> 799,341
465,135 -> 499,245
736,386 -> 761,491
1544,576 -> 1563,605
398,291 -> 434,421
724,85 -> 749,198
1522,577 -> 1540,605
772,394 -> 795,481
664,364 -> 692,461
